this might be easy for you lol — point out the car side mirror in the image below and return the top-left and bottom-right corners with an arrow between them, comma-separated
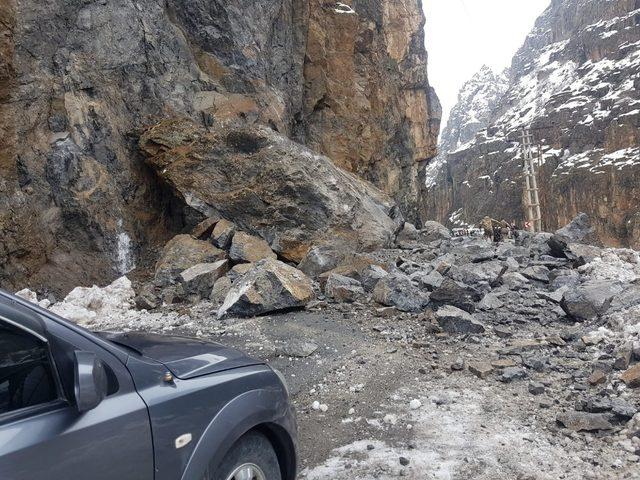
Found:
74,351 -> 107,412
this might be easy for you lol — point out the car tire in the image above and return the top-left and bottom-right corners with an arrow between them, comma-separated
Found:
211,431 -> 282,480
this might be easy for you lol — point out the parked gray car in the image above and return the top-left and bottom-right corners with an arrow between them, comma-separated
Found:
0,290 -> 297,480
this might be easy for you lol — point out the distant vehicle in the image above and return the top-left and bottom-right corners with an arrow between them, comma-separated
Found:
0,290 -> 297,480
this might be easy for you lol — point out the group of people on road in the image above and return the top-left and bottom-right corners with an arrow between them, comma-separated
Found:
480,216 -> 519,243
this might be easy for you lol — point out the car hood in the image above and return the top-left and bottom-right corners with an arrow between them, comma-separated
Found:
96,331 -> 262,379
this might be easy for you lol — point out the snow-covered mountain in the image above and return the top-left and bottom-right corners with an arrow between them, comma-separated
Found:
422,0 -> 640,247
440,65 -> 509,155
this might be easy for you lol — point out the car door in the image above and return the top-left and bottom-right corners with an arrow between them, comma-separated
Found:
0,300 -> 154,480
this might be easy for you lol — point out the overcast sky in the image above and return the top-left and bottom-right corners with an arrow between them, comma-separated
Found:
424,0 -> 551,126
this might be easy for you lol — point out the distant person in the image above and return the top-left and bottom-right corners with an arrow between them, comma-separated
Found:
481,216 -> 494,242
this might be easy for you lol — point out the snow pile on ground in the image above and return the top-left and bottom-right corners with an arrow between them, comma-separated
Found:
301,387 -> 601,480
15,288 -> 51,308
579,248 -> 640,283
48,276 -> 135,326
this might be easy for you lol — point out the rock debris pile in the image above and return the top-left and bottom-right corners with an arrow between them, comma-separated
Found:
18,214 -> 640,477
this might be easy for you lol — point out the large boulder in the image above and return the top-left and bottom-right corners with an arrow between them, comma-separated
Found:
560,280 -> 624,321
211,219 -> 237,250
297,246 -> 344,278
140,120 -> 403,262
180,260 -> 229,298
325,274 -> 365,303
549,213 -> 600,259
154,235 -> 226,286
435,306 -> 486,334
420,221 -> 451,242
430,278 -> 483,313
372,272 -> 430,312
218,259 -> 314,318
229,232 -> 277,263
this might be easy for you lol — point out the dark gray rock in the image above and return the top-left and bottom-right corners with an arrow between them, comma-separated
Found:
154,235 -> 227,286
560,281 -> 623,321
430,278 -> 483,313
419,221 -> 451,242
435,306 -> 486,334
373,273 -> 430,313
410,269 -> 443,291
325,274 -> 366,303
498,367 -> 527,383
218,259 -> 314,318
360,265 -> 389,292
521,265 -> 550,283
180,260 -> 230,298
528,382 -> 545,395
276,340 -> 319,358
298,246 -> 345,278
211,219 -> 237,250
556,411 -> 613,432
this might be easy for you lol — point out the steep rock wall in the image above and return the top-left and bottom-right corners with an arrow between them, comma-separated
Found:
423,0 -> 640,248
0,0 -> 439,294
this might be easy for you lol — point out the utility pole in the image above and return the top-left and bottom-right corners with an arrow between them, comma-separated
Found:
521,127 -> 542,233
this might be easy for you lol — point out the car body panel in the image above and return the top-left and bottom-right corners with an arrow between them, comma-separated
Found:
96,331 -> 262,379
0,293 -> 154,480
0,290 -> 298,480
125,354 -> 296,480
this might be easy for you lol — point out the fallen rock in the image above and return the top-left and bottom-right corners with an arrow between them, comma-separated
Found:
229,231 -> 277,263
435,306 -> 486,334
211,219 -> 237,250
500,272 -> 530,291
297,246 -> 344,278
614,347 -> 632,371
561,281 -> 623,321
396,222 -> 420,244
522,265 -> 550,283
491,358 -> 517,368
180,260 -> 229,298
621,364 -> 640,388
478,292 -> 504,310
430,278 -> 483,313
218,259 -> 314,318
318,255 -> 384,289
555,213 -> 599,245
228,263 -> 253,282
154,235 -> 226,286
498,367 -> 527,383
325,274 -> 366,303
277,340 -> 319,358
468,362 -> 493,379
373,273 -> 430,312
191,216 -> 219,240
588,370 -> 607,385
528,382 -> 545,395
556,411 -> 613,431
360,265 -> 389,292
134,284 -> 159,310
140,120 -> 402,262
420,221 -> 451,242
411,269 -> 444,291
210,276 -> 233,305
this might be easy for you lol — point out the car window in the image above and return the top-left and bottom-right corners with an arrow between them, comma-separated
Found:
0,320 -> 59,415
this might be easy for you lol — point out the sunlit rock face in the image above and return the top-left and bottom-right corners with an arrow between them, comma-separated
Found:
423,0 -> 640,248
0,0 -> 439,294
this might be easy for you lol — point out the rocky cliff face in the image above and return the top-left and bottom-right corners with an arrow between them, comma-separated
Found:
423,0 -> 640,247
0,0 -> 439,294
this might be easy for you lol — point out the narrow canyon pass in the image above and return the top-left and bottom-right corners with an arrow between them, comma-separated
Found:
2,1 -> 640,480
424,0 -> 640,249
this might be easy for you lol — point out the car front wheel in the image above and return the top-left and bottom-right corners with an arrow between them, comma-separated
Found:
212,432 -> 282,480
